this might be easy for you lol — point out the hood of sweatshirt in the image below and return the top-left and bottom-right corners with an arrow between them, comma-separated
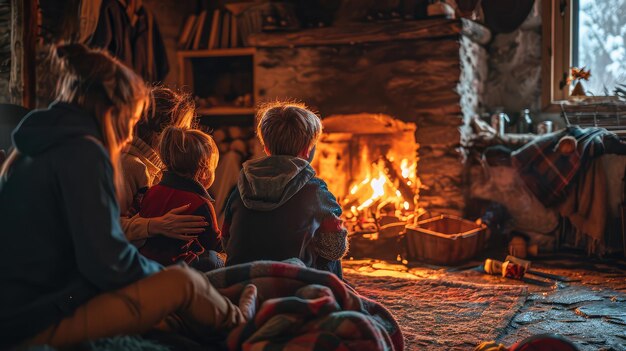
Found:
238,155 -> 316,211
12,101 -> 102,156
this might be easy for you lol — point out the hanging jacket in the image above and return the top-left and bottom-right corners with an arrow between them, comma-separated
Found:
90,1 -> 169,83
90,0 -> 134,68
222,155 -> 348,278
132,6 -> 169,83
0,102 -> 161,348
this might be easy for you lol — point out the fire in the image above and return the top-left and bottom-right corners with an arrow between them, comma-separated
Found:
400,158 -> 416,180
401,159 -> 410,178
357,170 -> 387,211
340,152 -> 419,224
346,157 -> 418,216
310,113 -> 420,238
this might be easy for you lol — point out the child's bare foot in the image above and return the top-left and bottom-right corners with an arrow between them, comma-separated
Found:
239,284 -> 258,321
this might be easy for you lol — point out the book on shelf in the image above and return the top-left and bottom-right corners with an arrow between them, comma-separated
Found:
185,14 -> 201,49
180,9 -> 246,51
230,13 -> 238,48
192,11 -> 208,50
208,9 -> 220,50
238,14 -> 251,47
178,14 -> 196,49
220,12 -> 230,49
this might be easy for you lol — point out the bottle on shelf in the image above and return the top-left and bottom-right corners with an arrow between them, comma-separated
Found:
517,108 -> 534,134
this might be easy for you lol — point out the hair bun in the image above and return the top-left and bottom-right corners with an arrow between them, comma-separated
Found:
55,43 -> 89,60
162,126 -> 184,136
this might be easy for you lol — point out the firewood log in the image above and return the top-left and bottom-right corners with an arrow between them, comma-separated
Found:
212,129 -> 227,143
230,139 -> 248,155
227,126 -> 244,139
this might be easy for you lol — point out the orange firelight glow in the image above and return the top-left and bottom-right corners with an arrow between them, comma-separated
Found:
345,155 -> 418,216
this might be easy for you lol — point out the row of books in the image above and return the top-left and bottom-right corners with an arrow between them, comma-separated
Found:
178,9 -> 239,50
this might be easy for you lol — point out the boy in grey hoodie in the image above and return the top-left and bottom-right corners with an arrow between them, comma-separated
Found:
222,102 -> 348,278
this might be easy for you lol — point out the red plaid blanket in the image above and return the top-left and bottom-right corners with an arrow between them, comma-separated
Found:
511,126 -> 611,207
206,261 -> 403,351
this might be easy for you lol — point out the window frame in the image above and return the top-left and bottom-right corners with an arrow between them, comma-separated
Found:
541,0 -> 573,111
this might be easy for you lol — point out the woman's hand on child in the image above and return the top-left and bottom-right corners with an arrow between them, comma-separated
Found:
147,204 -> 208,240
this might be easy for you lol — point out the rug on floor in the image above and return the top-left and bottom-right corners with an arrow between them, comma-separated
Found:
345,273 -> 528,351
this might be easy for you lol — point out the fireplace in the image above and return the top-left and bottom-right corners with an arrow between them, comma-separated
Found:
252,19 -> 488,218
314,113 -> 419,218
249,18 -> 489,260
312,114 -> 421,259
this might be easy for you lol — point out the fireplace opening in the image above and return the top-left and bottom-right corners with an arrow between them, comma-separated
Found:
312,114 -> 422,259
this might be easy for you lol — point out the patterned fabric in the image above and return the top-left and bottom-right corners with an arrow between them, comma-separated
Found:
206,261 -> 403,351
510,334 -> 579,351
511,127 -> 612,207
474,341 -> 508,351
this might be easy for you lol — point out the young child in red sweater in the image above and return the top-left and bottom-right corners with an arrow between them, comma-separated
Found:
139,126 -> 222,270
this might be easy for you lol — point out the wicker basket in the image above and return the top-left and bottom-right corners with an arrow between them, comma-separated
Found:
405,215 -> 487,266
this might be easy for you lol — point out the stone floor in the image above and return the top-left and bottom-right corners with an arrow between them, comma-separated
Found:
343,253 -> 626,350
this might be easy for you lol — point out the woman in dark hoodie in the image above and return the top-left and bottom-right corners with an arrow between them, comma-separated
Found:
0,44 -> 248,349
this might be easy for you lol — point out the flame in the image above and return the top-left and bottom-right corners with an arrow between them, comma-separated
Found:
357,170 -> 387,211
401,159 -> 410,178
344,156 -> 418,216
350,185 -> 359,195
400,158 -> 416,180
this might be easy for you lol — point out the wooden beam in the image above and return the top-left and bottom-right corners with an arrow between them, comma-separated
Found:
10,0 -> 37,109
248,19 -> 464,48
248,19 -> 490,49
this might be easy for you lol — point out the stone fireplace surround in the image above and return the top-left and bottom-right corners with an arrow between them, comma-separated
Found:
249,18 -> 489,216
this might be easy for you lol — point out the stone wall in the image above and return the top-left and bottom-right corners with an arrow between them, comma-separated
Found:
482,1 -> 542,113
252,19 -> 488,216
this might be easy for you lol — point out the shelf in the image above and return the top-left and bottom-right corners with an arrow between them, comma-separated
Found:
197,106 -> 256,116
247,18 -> 490,48
178,47 -> 255,58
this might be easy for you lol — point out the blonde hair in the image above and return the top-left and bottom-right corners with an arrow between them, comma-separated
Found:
159,126 -> 219,186
137,86 -> 196,145
1,44 -> 149,202
256,101 -> 322,156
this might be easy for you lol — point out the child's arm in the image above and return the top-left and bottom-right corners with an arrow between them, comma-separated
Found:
312,179 -> 349,261
220,188 -> 239,252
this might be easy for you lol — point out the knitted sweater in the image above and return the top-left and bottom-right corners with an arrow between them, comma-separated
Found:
120,137 -> 165,241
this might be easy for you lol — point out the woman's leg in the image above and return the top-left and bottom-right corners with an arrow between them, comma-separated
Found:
28,265 -> 244,348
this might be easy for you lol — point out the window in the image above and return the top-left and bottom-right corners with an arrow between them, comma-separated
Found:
542,0 -> 626,110
573,0 -> 626,95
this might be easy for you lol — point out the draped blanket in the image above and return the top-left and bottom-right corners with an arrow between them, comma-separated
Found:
511,126 -> 612,207
206,261 -> 403,351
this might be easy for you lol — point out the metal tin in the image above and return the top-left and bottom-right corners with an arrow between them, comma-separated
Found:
537,121 -> 554,134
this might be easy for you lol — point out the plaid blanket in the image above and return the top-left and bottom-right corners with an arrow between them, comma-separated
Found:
206,261 -> 403,351
511,126 -> 612,207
